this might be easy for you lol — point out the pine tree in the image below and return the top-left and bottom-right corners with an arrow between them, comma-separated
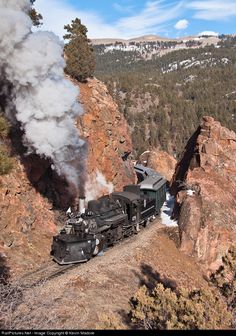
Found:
29,0 -> 43,27
63,18 -> 95,82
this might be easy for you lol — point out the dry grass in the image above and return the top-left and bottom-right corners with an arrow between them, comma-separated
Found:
0,277 -> 92,330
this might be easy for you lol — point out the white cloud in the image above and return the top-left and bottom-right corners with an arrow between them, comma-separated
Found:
174,19 -> 189,29
188,0 -> 236,20
35,0 -> 184,39
198,30 -> 219,36
112,3 -> 134,14
117,1 -> 184,37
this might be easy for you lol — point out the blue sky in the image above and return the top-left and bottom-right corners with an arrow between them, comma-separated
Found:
35,0 -> 236,39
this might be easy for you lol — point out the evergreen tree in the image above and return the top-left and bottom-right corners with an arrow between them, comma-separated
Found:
63,18 -> 95,82
29,0 -> 43,27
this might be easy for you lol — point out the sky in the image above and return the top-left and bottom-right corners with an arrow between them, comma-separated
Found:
35,0 -> 236,40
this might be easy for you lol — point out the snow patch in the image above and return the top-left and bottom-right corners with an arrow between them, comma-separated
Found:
141,150 -> 151,155
161,192 -> 178,227
186,189 -> 195,196
198,31 -> 219,37
162,56 -> 230,73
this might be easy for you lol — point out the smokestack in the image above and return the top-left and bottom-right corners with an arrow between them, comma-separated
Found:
79,197 -> 86,213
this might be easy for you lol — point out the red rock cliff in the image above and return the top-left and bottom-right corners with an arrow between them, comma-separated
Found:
171,116 -> 236,274
77,78 -> 136,198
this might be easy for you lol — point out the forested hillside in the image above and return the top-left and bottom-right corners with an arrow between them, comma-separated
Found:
94,36 -> 236,157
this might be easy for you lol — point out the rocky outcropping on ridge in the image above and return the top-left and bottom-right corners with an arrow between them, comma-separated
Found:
171,116 -> 236,274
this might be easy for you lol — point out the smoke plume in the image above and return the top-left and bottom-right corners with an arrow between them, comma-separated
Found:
0,0 -> 87,195
85,170 -> 114,202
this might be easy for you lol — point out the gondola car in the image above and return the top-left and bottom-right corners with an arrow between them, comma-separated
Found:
51,164 -> 166,265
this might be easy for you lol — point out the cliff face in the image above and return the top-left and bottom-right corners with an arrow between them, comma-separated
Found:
0,78 -> 136,277
171,116 -> 236,274
77,78 -> 136,198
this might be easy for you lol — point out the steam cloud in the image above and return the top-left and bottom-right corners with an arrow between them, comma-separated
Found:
0,0 -> 87,195
85,170 -> 114,202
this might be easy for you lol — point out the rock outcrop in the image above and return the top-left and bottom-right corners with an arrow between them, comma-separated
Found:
0,161 -> 57,278
139,149 -> 176,182
171,116 -> 236,274
77,78 -> 136,198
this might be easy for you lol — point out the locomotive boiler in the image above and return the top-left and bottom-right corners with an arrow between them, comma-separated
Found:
51,164 -> 166,265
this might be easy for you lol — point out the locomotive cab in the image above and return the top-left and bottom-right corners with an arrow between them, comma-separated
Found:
111,184 -> 157,233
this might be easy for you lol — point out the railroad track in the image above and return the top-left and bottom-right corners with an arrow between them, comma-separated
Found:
17,262 -> 79,288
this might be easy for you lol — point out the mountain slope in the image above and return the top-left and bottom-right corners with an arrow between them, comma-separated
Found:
94,35 -> 236,158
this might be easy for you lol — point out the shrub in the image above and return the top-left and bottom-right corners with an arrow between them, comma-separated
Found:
0,114 -> 15,175
0,281 -> 22,329
0,147 -> 14,175
130,283 -> 232,330
0,114 -> 10,138
210,246 -> 236,327
96,313 -> 125,330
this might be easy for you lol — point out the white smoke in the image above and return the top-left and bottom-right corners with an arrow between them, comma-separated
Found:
85,170 -> 114,202
0,0 -> 86,193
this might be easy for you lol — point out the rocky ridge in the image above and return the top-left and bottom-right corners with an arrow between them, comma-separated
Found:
93,35 -> 220,60
171,116 -> 236,274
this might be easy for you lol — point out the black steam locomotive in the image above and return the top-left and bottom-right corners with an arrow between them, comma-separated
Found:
51,164 -> 166,265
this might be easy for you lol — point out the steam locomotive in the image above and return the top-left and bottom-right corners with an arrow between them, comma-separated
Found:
51,164 -> 166,265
